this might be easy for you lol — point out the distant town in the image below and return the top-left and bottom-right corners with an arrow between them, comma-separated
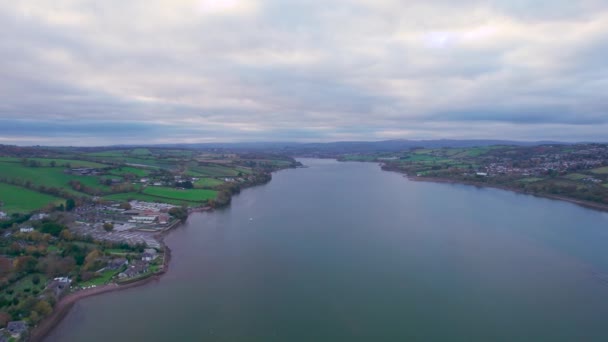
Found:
0,145 -> 300,341
341,144 -> 608,210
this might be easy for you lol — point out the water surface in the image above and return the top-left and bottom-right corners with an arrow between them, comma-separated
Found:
47,159 -> 608,341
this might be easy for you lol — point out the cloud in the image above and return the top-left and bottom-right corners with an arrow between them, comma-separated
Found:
0,0 -> 607,145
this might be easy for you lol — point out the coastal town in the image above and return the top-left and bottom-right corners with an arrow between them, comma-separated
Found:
344,144 -> 608,209
0,146 -> 300,341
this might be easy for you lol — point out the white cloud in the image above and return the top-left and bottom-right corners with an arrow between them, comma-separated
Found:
0,0 -> 607,144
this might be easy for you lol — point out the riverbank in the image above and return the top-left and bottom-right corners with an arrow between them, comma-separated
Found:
406,174 -> 608,213
29,225 -> 176,342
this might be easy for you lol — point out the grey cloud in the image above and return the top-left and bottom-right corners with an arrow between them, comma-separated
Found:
0,0 -> 607,144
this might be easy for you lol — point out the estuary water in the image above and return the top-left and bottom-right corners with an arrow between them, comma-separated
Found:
46,159 -> 608,341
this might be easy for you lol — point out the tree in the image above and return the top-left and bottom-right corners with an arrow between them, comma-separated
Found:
103,222 -> 114,232
38,255 -> 76,277
169,207 -> 188,222
0,311 -> 11,328
66,198 -> 76,211
33,300 -> 53,316
40,222 -> 65,237
83,249 -> 103,271
60,229 -> 74,241
119,202 -> 132,210
32,274 -> 41,285
14,256 -> 38,274
49,160 -> 56,167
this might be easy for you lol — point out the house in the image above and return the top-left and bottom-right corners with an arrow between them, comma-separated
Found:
54,277 -> 71,283
158,214 -> 170,224
47,278 -> 71,298
118,261 -> 149,278
19,227 -> 34,233
0,211 -> 7,220
68,168 -> 97,175
118,261 -> 148,278
141,252 -> 158,261
107,258 -> 128,270
29,213 -> 49,221
476,172 -> 488,177
6,321 -> 27,338
128,216 -> 158,224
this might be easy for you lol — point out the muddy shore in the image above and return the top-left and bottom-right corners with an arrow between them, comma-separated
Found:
29,228 -> 175,342
408,175 -> 608,213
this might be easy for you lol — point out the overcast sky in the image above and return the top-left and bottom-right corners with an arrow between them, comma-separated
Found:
1,0 -> 607,145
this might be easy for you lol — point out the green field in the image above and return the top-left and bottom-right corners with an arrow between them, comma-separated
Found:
564,173 -> 587,180
108,166 -> 150,177
143,187 -> 217,202
194,178 -> 224,188
517,177 -> 544,183
85,150 -> 129,157
5,274 -> 48,300
33,158 -> 107,168
0,183 -> 64,213
131,148 -> 152,155
79,270 -> 118,287
189,165 -> 240,177
0,163 -> 110,196
103,192 -> 200,206
591,167 -> 608,174
0,157 -> 107,168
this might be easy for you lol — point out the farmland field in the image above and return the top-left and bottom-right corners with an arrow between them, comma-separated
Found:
5,274 -> 48,300
591,167 -> 608,174
190,165 -> 240,177
564,173 -> 587,180
103,192 -> 200,206
0,157 -> 107,168
143,187 -> 217,202
194,178 -> 224,188
0,183 -> 63,213
517,177 -> 544,183
108,166 -> 150,177
0,163 -> 108,196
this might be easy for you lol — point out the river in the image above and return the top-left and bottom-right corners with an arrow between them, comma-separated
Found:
46,159 -> 608,341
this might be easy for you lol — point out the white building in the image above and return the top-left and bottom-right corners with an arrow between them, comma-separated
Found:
20,227 -> 34,233
30,213 -> 49,221
54,277 -> 71,283
128,216 -> 158,224
0,211 -> 7,220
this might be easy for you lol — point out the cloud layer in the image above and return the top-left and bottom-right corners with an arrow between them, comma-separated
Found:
1,0 -> 607,145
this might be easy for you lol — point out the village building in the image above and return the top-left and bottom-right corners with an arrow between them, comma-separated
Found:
66,168 -> 98,175
118,260 -> 149,279
46,277 -> 71,298
29,212 -> 49,221
6,321 -> 27,338
19,227 -> 34,233
142,249 -> 158,261
158,213 -> 170,225
128,216 -> 158,224
106,258 -> 128,270
0,211 -> 8,220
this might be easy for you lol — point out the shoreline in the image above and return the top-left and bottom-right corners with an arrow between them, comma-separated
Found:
405,174 -> 608,213
29,222 -> 177,342
29,166 -> 292,341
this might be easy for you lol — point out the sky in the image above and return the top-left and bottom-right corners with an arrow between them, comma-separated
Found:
1,0 -> 607,145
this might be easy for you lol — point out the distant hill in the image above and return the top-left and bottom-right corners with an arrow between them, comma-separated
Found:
146,139 -> 570,155
3,139 -> 574,156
